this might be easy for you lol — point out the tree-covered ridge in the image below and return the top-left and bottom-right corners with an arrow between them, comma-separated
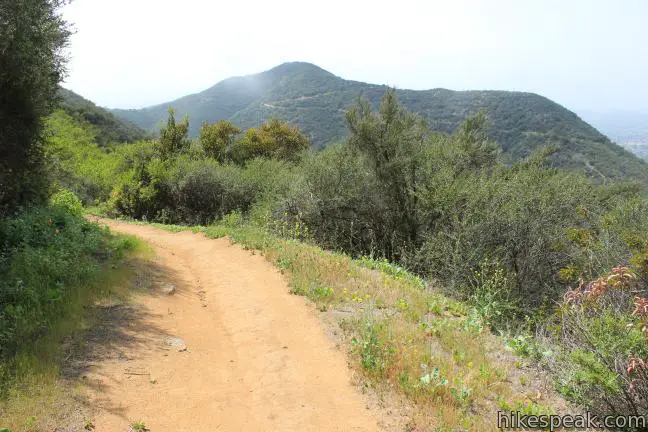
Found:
58,87 -> 148,146
110,62 -> 648,185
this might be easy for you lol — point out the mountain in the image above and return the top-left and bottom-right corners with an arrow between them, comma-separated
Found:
578,110 -> 648,161
58,88 -> 148,145
111,62 -> 648,184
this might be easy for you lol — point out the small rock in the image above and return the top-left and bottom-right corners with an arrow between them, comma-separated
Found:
159,283 -> 176,295
150,376 -> 157,384
164,336 -> 187,352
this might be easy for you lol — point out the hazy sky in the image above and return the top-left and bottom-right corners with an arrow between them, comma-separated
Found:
61,0 -> 648,113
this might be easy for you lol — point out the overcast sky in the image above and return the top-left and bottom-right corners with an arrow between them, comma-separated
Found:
61,0 -> 648,114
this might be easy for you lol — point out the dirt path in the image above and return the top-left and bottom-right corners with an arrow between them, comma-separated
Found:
86,219 -> 381,431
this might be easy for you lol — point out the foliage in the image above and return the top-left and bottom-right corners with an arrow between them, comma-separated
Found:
44,110 -> 130,204
109,150 -> 297,225
273,93 -> 633,314
468,260 -> 518,330
547,266 -> 648,424
351,321 -> 390,378
0,0 -> 71,214
155,108 -> 189,159
230,118 -> 310,164
109,148 -> 169,221
256,118 -> 310,162
50,189 -> 83,217
131,421 -> 149,432
199,119 -> 240,162
345,90 -> 428,258
231,127 -> 268,163
412,155 -> 600,306
0,205 -> 127,362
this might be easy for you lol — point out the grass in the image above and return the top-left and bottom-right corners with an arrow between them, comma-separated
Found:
114,217 -> 564,432
0,233 -> 147,432
131,421 -> 149,431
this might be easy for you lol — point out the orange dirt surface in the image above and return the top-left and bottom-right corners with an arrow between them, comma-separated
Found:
87,219 -> 382,431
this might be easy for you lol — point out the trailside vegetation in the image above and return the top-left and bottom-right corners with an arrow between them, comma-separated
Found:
0,0 -> 140,411
0,0 -> 71,214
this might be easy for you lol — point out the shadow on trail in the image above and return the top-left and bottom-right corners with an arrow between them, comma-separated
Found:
60,255 -> 190,422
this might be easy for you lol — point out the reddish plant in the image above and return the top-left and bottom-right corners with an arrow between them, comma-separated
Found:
564,266 -> 637,306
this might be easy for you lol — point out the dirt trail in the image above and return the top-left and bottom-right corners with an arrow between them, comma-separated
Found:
86,219 -> 381,431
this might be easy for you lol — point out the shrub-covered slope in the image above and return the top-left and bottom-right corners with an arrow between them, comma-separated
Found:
58,87 -> 148,145
111,62 -> 648,184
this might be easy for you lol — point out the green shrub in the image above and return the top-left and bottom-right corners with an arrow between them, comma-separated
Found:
0,207 -> 119,363
469,260 -> 518,330
351,321 -> 391,378
50,189 -> 83,216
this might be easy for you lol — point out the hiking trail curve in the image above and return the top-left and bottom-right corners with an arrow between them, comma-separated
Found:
84,219 -> 383,431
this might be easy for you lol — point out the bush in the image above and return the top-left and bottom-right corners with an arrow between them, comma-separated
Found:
230,119 -> 310,164
413,159 -> 601,306
546,267 -> 648,424
165,158 -> 262,224
276,142 -> 386,253
50,189 -> 83,216
108,152 -> 299,225
468,259 -> 519,330
0,207 -> 107,360
109,145 -> 169,220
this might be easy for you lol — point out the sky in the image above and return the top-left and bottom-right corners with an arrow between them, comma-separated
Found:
60,0 -> 648,114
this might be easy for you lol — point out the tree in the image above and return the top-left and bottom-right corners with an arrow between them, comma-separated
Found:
231,128 -> 267,164
199,119 -> 240,162
345,89 -> 427,258
0,0 -> 71,214
231,119 -> 310,165
155,108 -> 189,159
258,118 -> 310,162
452,110 -> 499,171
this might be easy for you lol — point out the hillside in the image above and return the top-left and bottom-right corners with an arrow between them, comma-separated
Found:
111,62 -> 648,184
58,87 -> 148,145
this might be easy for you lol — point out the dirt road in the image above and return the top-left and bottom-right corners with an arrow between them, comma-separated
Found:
86,219 -> 381,431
